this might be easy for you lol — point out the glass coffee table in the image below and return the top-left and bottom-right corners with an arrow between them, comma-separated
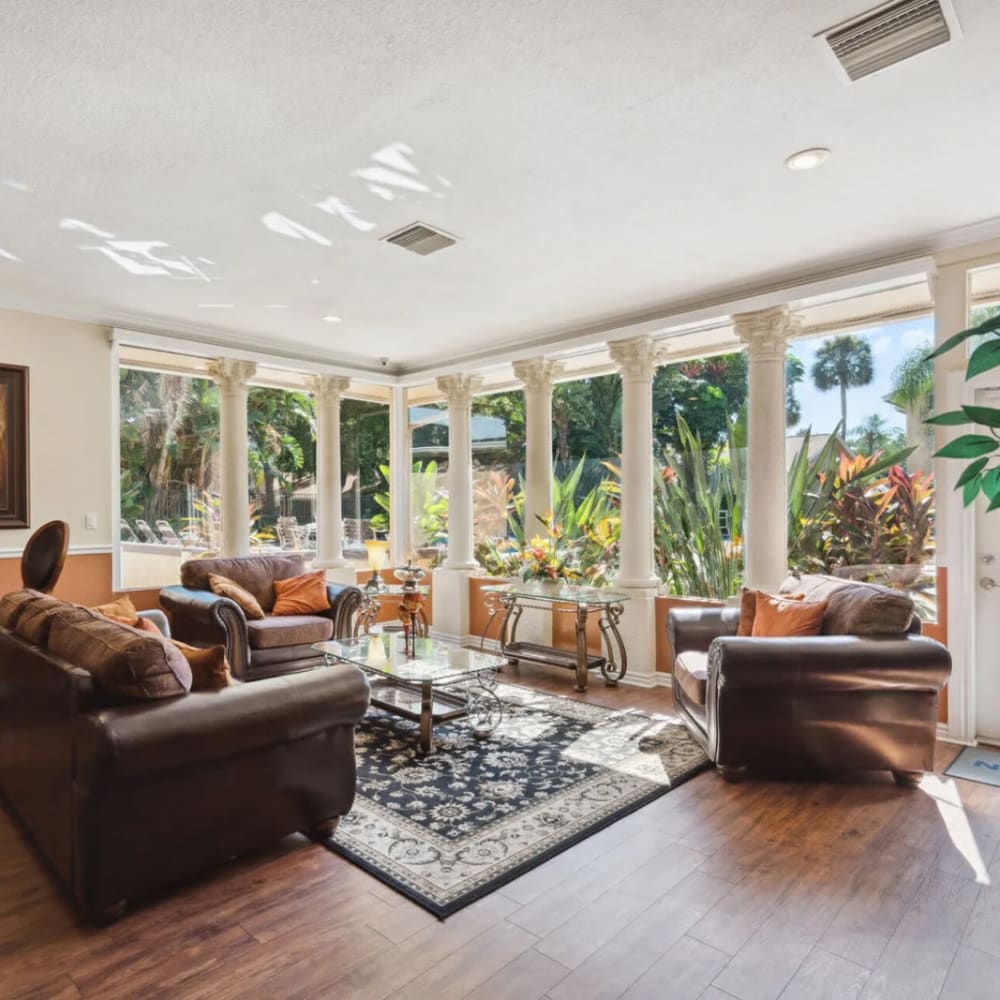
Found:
313,635 -> 505,755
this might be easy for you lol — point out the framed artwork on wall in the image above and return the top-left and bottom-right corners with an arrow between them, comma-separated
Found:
0,364 -> 29,528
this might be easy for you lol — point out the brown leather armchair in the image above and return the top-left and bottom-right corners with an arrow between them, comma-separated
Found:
0,594 -> 370,922
160,555 -> 363,681
668,579 -> 951,786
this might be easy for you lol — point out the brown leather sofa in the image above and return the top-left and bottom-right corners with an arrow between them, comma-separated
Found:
0,591 -> 369,921
160,555 -> 363,681
668,575 -> 951,785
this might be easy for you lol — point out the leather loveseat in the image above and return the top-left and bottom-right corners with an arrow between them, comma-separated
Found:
160,554 -> 363,681
0,589 -> 369,921
668,574 -> 951,785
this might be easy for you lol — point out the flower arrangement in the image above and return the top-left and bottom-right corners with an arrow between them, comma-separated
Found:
519,516 -> 580,582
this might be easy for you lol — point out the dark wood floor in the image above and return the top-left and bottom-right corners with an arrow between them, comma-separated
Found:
2,664 -> 999,1000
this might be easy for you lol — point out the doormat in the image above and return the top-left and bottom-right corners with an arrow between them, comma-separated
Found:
944,745 -> 1000,788
323,683 -> 709,917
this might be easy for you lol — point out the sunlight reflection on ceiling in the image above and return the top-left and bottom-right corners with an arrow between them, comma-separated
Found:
0,248 -> 19,262
919,774 -> 991,885
1,179 -> 31,192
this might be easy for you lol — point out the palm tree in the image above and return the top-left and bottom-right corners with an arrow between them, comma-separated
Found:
885,345 -> 934,473
810,335 -> 874,429
850,414 -> 894,455
786,353 -> 805,428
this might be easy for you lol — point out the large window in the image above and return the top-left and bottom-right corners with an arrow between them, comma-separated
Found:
652,352 -> 748,598
409,400 -> 449,566
787,318 -> 937,619
119,367 -> 220,587
247,386 -> 317,552
341,398 -> 390,567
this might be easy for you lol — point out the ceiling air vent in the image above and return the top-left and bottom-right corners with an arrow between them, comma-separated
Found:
818,0 -> 960,83
381,222 -> 457,256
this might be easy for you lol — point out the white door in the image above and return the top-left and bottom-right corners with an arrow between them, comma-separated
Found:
975,387 -> 1000,742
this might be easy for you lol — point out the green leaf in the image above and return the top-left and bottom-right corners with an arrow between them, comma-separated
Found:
928,313 -> 1000,359
967,340 -> 1000,380
988,491 -> 1000,513
956,457 -> 990,487
984,466 -> 1000,500
926,410 -> 972,426
935,434 -> 1000,459
962,405 -> 1000,427
964,476 -> 982,507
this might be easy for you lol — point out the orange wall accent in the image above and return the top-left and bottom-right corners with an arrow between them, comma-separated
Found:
0,553 -> 160,610
469,576 -> 507,643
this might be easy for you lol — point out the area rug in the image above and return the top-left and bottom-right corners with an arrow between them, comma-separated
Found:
322,683 -> 709,917
945,745 -> 1000,788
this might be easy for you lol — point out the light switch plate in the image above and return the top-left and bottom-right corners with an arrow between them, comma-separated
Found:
85,512 -> 97,530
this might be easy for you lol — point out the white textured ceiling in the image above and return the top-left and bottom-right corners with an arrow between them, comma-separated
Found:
2,0 -> 999,372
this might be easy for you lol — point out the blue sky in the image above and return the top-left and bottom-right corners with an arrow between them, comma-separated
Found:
789,315 -> 934,436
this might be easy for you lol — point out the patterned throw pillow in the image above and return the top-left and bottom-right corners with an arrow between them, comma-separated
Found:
271,571 -> 331,616
92,595 -> 139,621
208,573 -> 265,620
0,589 -> 41,629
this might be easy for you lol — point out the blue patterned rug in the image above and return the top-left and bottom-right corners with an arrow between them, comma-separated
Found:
323,683 -> 709,917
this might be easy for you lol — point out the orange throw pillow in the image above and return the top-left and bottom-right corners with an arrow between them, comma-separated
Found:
92,595 -> 138,620
752,593 -> 827,637
208,573 -> 265,620
738,588 -> 804,636
171,641 -> 233,691
102,612 -> 163,635
272,571 -> 331,616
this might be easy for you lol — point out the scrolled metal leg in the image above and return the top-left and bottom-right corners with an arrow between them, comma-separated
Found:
574,605 -> 589,692
419,681 -> 434,755
467,684 -> 503,739
598,603 -> 627,686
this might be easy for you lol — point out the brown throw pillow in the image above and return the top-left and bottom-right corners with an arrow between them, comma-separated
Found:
48,615 -> 191,700
823,584 -> 915,635
752,594 -> 828,637
171,641 -> 233,691
209,573 -> 265,620
272,571 -> 331,616
738,587 -> 804,635
92,595 -> 138,620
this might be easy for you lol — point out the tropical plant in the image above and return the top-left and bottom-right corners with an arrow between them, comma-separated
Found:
849,414 -> 905,456
810,335 -> 874,429
648,416 -> 744,598
519,517 -> 579,582
886,345 -> 935,474
786,425 -> 923,573
371,461 -> 448,546
925,310 -> 1000,510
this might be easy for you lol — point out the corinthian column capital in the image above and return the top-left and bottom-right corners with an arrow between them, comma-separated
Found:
609,336 -> 662,380
513,358 -> 564,393
733,306 -> 799,360
207,358 -> 257,395
436,373 -> 483,408
307,374 -> 351,403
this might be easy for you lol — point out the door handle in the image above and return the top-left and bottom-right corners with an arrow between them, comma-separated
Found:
980,577 -> 997,590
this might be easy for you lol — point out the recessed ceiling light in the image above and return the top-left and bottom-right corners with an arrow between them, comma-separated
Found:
265,303 -> 288,309
785,147 -> 831,171
198,303 -> 236,309
311,278 -> 320,285
322,315 -> 342,323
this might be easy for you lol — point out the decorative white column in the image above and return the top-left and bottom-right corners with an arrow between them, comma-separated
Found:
308,374 -> 354,583
934,261 -> 973,743
609,336 -> 661,687
513,359 -> 563,535
208,359 -> 257,557
432,373 -> 482,641
389,383 -> 412,567
734,306 -> 794,591
609,337 -> 661,590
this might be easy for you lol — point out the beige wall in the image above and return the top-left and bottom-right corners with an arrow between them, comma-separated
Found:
0,308 -> 112,555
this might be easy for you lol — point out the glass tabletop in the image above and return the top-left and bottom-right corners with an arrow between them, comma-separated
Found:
480,582 -> 630,606
314,634 -> 503,684
361,585 -> 430,597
